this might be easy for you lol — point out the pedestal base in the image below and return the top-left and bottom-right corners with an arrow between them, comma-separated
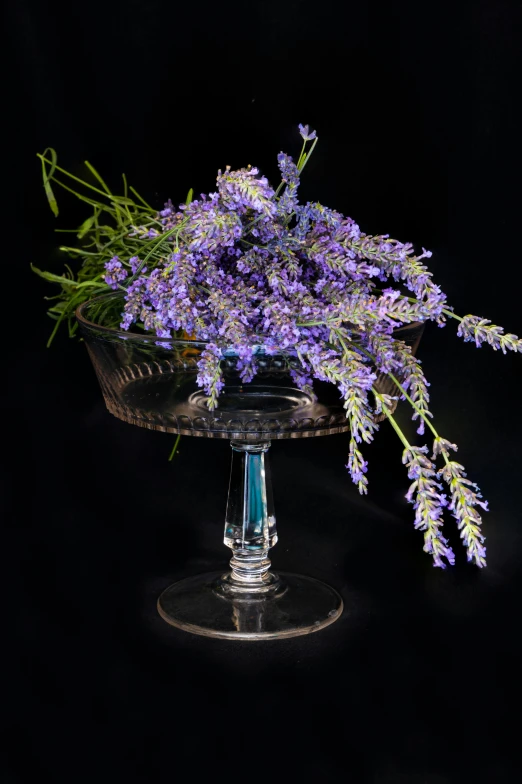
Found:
157,571 -> 343,640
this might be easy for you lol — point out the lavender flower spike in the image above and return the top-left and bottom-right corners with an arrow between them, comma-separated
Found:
347,438 -> 369,495
438,461 -> 487,567
103,256 -> 128,289
196,343 -> 225,411
402,446 -> 455,569
457,315 -> 522,354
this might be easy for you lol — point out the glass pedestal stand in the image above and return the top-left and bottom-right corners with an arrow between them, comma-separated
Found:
157,440 -> 343,639
77,293 -> 424,641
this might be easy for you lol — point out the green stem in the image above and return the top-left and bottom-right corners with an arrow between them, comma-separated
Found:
58,246 -> 102,256
442,308 -> 462,322
386,371 -> 438,437
298,136 -> 318,175
85,220 -> 158,257
373,390 -> 411,449
168,434 -> 181,461
295,139 -> 307,171
46,310 -> 67,348
334,329 -> 352,358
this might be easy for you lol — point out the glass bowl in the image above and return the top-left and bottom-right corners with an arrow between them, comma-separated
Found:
76,292 -> 424,441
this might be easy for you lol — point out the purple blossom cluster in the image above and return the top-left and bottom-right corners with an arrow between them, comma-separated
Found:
402,445 -> 456,569
433,438 -> 488,567
104,256 -> 128,289
100,124 -> 522,569
457,315 -> 522,353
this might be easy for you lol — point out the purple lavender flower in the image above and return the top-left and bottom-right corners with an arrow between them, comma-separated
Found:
457,315 -> 522,353
438,460 -> 487,567
103,256 -> 128,289
129,256 -> 143,275
276,153 -> 300,216
217,166 -> 276,217
347,439 -> 369,495
159,200 -> 173,218
402,446 -> 455,569
298,124 -> 317,141
196,343 -> 225,410
288,364 -> 316,399
182,195 -> 243,254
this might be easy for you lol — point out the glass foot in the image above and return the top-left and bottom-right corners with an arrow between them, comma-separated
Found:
157,571 -> 343,640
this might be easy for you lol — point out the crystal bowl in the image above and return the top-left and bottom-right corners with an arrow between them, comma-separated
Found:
76,292 -> 424,441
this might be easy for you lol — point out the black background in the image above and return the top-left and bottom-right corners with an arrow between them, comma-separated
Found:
3,1 -> 522,781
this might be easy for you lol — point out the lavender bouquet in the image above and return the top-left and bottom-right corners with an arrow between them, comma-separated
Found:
35,124 -> 522,571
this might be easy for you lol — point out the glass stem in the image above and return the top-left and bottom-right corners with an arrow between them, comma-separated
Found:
221,440 -> 280,596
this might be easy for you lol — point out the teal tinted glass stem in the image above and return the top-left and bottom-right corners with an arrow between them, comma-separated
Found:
243,450 -> 266,546
224,442 -> 277,553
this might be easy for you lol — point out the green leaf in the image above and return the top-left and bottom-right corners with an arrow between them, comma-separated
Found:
129,186 -> 154,211
31,264 -> 73,285
31,264 -> 105,289
185,188 -> 194,206
58,246 -> 100,256
84,160 -> 112,194
51,178 -> 107,209
110,195 -> 138,205
40,147 -> 59,217
38,153 -> 114,200
76,214 -> 96,239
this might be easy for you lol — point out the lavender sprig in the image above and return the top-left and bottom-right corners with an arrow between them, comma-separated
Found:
302,338 -> 378,492
378,370 -> 488,567
439,459 -> 488,568
365,334 -> 432,435
456,314 -> 522,353
196,343 -> 224,411
375,392 -> 455,569
402,444 -> 455,569
345,235 -> 447,322
347,438 -> 369,495
432,437 -> 487,568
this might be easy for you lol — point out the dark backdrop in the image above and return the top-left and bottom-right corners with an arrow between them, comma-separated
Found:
3,1 -> 522,782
